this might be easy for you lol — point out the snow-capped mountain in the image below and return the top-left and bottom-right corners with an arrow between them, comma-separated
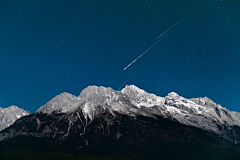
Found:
1,85 -> 240,159
37,86 -> 153,119
35,85 -> 240,143
0,105 -> 30,131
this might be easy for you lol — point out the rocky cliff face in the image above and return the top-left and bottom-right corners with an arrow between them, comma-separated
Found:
0,105 -> 30,131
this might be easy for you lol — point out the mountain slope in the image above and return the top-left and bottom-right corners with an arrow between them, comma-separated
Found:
0,110 -> 240,159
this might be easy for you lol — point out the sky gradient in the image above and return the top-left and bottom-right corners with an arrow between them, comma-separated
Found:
1,0 -> 240,113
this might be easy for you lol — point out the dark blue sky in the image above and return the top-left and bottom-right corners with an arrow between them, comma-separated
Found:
1,0 -> 240,113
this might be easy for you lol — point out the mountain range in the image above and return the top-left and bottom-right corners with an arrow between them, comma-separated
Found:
0,85 -> 240,159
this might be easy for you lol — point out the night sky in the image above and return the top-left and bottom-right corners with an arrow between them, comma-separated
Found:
1,0 -> 240,113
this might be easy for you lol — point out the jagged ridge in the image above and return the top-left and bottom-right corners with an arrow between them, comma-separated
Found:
1,85 -> 240,159
1,85 -> 240,144
35,85 -> 240,144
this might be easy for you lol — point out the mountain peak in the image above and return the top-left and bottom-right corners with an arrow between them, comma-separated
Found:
0,105 -> 30,131
79,85 -> 115,99
167,92 -> 179,97
191,96 -> 217,107
121,85 -> 144,93
58,92 -> 75,98
8,105 -> 18,109
121,85 -> 165,108
36,92 -> 80,114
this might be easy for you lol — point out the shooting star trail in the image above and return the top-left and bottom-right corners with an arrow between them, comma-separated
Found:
123,23 -> 177,71
157,0 -> 208,40
123,1 -> 207,71
123,34 -> 167,71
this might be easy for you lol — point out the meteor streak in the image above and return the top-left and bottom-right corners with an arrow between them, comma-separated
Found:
123,1 -> 207,71
119,1 -> 208,91
123,34 -> 167,71
156,2 -> 205,40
